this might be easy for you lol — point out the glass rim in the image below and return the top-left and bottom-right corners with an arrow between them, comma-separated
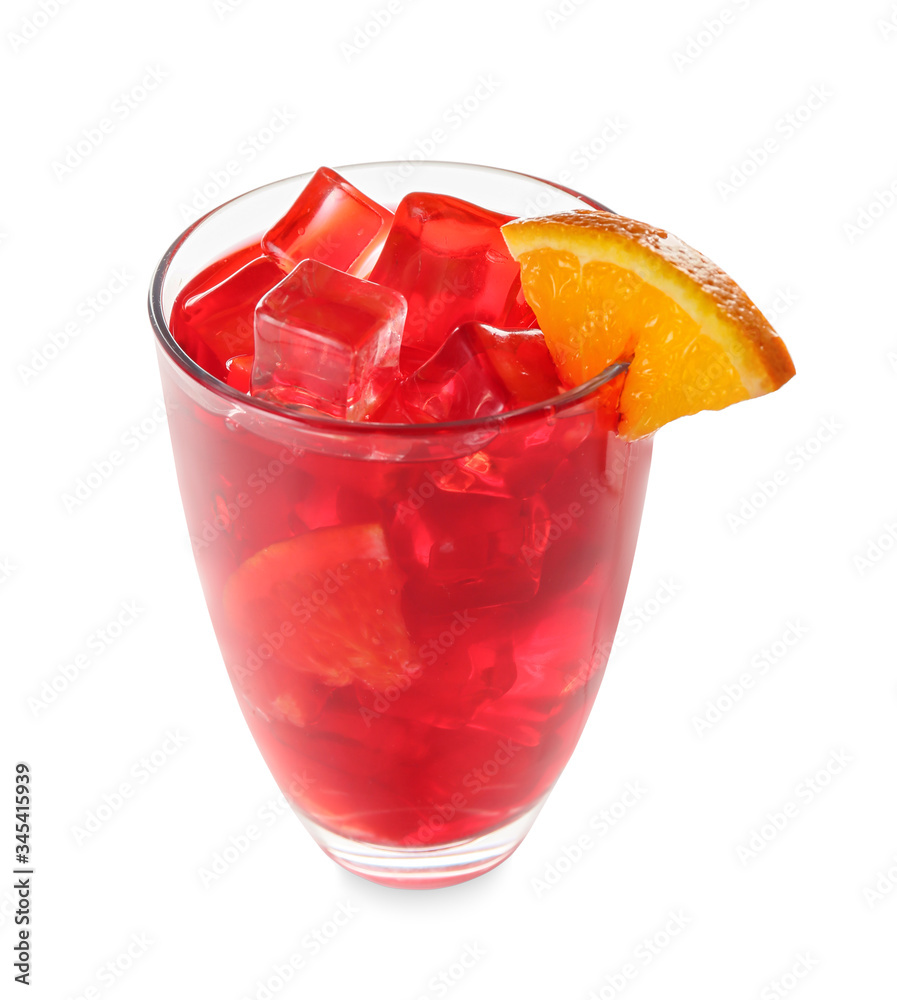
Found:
147,159 -> 625,435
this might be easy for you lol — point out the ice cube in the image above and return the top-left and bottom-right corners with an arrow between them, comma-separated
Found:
367,192 -> 522,374
174,238 -> 262,308
466,637 -> 518,701
471,323 -> 561,405
172,254 -> 283,380
363,380 -> 409,423
389,489 -> 551,610
537,417 -> 632,598
356,610 -> 518,731
262,167 -> 393,277
397,322 -> 510,423
251,259 -> 406,420
455,367 -> 623,500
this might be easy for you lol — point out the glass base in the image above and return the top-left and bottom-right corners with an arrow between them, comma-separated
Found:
294,797 -> 548,889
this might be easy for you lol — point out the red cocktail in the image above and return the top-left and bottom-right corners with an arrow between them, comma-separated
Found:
149,163 -> 651,887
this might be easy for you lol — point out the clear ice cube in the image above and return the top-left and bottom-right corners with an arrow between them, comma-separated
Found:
251,259 -> 406,420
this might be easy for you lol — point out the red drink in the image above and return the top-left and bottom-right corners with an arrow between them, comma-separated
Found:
151,163 -> 652,886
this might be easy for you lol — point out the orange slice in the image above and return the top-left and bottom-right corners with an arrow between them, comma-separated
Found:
501,211 -> 795,438
223,523 -> 416,692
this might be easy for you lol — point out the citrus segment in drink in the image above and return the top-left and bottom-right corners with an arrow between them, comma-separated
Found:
223,523 -> 416,692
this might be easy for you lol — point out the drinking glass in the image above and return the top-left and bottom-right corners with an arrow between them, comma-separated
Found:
148,162 -> 652,887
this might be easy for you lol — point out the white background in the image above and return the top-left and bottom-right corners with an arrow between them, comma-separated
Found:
3,0 -> 897,997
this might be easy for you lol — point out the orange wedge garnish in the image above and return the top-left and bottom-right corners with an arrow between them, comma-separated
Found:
501,211 -> 795,438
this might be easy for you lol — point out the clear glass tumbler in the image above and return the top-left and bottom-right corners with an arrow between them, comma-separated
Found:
148,162 -> 652,888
